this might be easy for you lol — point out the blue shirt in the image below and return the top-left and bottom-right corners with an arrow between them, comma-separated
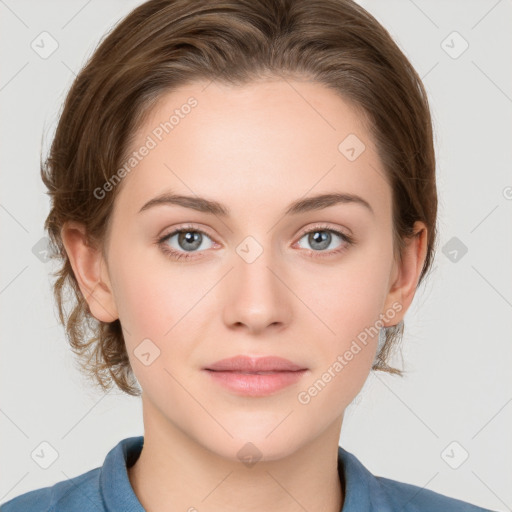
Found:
1,436 -> 497,511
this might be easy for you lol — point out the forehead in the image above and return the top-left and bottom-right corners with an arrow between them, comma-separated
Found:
114,79 -> 390,219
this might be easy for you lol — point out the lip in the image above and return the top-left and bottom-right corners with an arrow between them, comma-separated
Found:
203,355 -> 309,397
204,355 -> 307,372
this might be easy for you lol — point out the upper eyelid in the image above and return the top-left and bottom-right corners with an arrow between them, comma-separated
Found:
163,223 -> 347,236
296,223 -> 350,237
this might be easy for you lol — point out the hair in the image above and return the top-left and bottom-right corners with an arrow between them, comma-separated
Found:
42,0 -> 437,396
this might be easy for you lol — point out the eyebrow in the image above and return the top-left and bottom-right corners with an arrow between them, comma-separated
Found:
138,191 -> 374,217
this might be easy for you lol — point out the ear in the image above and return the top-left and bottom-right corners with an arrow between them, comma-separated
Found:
382,221 -> 428,326
60,221 -> 118,323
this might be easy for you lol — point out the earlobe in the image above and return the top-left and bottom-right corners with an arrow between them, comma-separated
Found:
382,221 -> 428,327
60,221 -> 119,323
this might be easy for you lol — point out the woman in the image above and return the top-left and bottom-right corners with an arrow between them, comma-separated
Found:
1,0 -> 498,510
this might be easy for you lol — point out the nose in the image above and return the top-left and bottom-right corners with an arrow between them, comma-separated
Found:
221,247 -> 293,335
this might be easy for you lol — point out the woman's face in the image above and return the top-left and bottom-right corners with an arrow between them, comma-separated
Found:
94,79 -> 412,460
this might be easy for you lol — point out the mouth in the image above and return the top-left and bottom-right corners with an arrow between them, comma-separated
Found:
202,355 -> 309,396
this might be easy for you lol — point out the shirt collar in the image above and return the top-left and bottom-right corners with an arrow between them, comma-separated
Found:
100,436 -> 386,512
100,436 -> 145,512
337,444 -> 393,511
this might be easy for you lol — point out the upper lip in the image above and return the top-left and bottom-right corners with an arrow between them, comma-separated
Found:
204,355 -> 307,372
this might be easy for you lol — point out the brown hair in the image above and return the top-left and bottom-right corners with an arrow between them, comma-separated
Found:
42,0 -> 437,396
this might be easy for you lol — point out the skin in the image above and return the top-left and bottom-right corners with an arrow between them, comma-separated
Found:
61,78 -> 427,512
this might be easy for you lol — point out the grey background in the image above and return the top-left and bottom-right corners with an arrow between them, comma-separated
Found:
1,0 -> 511,510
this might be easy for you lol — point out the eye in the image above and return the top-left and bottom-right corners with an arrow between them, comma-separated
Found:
295,224 -> 354,258
157,223 -> 355,262
157,225 -> 215,261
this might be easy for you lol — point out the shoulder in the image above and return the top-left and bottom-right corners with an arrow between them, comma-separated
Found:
337,445 -> 497,512
375,475 -> 496,512
1,436 -> 143,512
0,467 -> 103,512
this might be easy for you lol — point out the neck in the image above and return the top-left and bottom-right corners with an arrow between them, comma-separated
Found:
128,398 -> 344,512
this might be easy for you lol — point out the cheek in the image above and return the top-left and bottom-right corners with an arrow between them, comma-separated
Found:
294,267 -> 387,415
111,237 -> 203,331
309,255 -> 391,341
113,264 -> 200,392
107,239 -> 191,359
299,243 -> 392,389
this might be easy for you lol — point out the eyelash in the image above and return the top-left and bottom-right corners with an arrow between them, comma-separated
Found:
156,223 -> 355,261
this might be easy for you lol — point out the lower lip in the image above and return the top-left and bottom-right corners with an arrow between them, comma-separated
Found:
203,369 -> 308,396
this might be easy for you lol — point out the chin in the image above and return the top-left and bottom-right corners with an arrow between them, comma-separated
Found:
200,428 -> 305,465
